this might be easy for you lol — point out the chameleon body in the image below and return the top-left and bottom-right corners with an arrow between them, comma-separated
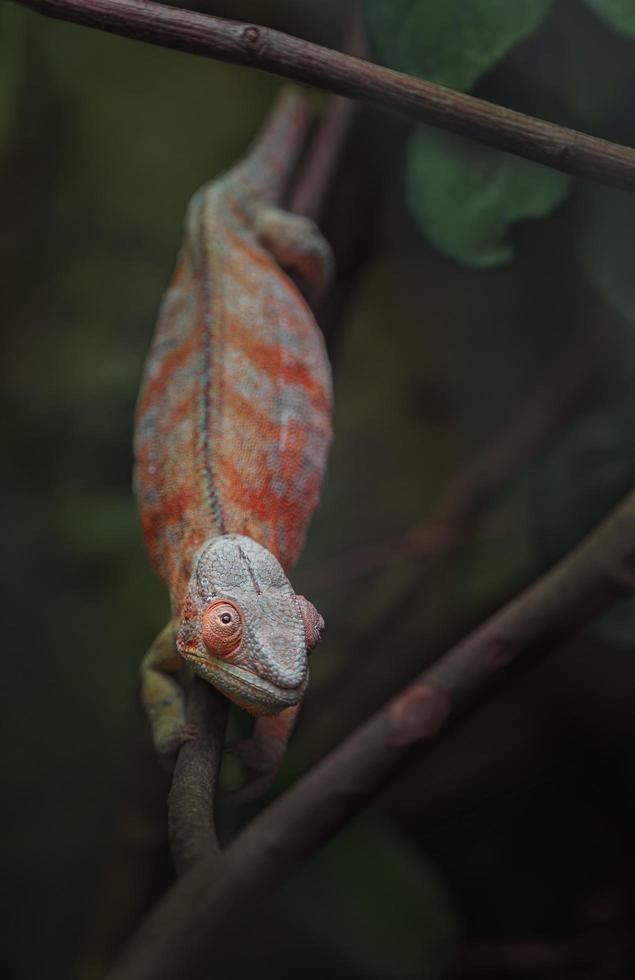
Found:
134,89 -> 333,794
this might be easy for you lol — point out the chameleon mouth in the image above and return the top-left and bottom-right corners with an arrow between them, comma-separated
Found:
186,654 -> 308,715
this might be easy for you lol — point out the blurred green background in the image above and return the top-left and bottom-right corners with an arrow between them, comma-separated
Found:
3,1 -> 635,977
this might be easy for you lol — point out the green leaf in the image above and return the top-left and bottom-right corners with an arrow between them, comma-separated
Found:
407,128 -> 570,267
526,397 -> 635,645
577,186 -> 635,328
584,0 -> 635,37
365,0 -> 553,91
528,398 -> 635,562
285,818 -> 459,980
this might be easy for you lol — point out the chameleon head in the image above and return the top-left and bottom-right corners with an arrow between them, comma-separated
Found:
176,534 -> 324,716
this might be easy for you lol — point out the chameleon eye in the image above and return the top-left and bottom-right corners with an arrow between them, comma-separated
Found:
202,599 -> 243,658
295,595 -> 325,652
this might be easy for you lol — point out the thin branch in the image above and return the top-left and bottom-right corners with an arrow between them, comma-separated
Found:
167,679 -> 228,875
108,486 -> 635,980
13,0 -> 635,191
287,93 -> 355,224
287,1 -> 368,222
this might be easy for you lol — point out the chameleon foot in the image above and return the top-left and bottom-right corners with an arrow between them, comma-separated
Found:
224,737 -> 281,804
177,723 -> 201,745
154,723 -> 202,772
223,707 -> 300,803
255,206 -> 333,305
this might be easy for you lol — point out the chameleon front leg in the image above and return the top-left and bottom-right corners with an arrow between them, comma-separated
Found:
140,620 -> 198,764
255,207 -> 333,305
228,703 -> 301,803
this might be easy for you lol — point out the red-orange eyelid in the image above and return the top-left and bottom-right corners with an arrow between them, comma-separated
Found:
202,599 -> 243,658
296,595 -> 324,651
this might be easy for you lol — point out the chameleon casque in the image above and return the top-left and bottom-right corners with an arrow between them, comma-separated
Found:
134,88 -> 333,797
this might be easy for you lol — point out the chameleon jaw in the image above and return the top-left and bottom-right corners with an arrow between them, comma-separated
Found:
186,653 -> 308,716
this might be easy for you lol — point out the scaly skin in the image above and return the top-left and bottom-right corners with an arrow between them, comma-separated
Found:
133,88 -> 333,797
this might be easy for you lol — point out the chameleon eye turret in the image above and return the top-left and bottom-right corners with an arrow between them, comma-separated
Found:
202,599 -> 243,658
134,87 -> 333,795
295,595 -> 324,651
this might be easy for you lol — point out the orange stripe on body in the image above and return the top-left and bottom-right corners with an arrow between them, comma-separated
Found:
226,316 -> 330,410
136,334 -> 197,418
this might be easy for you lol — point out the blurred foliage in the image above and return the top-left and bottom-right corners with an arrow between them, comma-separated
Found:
366,0 -> 568,274
576,185 -> 635,330
3,1 -> 635,979
407,129 -> 570,267
528,396 -> 635,564
369,0 -> 635,327
585,0 -> 635,34
365,0 -> 553,90
526,394 -> 635,646
286,818 -> 459,980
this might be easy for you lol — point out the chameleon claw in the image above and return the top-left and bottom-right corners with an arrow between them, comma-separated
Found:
154,723 -> 202,772
226,736 -> 274,770
225,771 -> 277,805
224,737 -> 281,804
177,723 -> 201,745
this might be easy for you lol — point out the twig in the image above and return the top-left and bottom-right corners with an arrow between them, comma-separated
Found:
287,2 -> 368,222
12,0 -> 635,191
167,679 -> 228,875
287,93 -> 355,224
108,486 -> 635,980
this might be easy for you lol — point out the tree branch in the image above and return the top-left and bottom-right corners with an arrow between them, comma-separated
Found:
13,0 -> 635,192
167,679 -> 228,875
108,486 -> 635,980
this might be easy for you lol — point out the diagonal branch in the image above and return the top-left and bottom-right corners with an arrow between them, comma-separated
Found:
12,0 -> 635,191
107,486 -> 635,980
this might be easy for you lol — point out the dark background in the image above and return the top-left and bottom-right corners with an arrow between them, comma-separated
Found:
3,1 -> 635,977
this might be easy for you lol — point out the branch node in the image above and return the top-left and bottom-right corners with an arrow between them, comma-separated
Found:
483,637 -> 517,672
241,24 -> 266,55
386,683 -> 451,748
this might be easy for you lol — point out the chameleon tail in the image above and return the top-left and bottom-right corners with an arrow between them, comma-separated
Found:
236,86 -> 315,202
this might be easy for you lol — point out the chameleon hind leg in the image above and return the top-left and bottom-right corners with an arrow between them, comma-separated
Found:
228,703 -> 301,803
255,207 -> 333,305
140,620 -> 198,764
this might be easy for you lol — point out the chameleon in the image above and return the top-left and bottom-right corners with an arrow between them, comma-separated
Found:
133,87 -> 333,798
